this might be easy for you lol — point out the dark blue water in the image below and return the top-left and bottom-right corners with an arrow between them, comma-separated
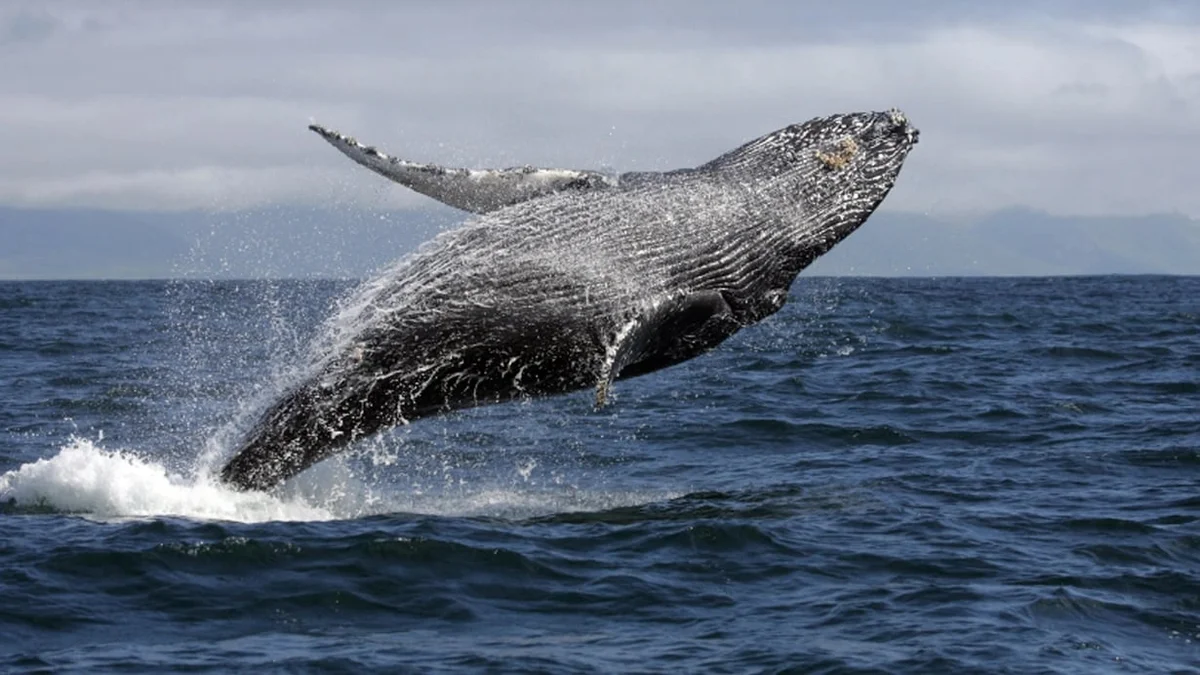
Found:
1,276 -> 1197,673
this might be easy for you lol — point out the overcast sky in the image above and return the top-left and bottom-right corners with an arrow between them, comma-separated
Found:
2,1 -> 1198,217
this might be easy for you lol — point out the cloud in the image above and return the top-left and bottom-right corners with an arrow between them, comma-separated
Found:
0,164 -> 431,212
1,1 -> 1198,215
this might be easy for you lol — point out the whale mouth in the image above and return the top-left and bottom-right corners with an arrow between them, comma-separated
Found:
874,109 -> 919,147
885,109 -> 920,145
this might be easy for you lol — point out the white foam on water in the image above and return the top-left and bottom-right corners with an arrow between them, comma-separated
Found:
0,437 -> 334,523
0,436 -> 677,524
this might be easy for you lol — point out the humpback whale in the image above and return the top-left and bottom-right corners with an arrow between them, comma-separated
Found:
220,110 -> 920,491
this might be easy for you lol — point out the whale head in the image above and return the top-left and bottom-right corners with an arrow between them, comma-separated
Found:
789,109 -> 918,239
793,108 -> 918,198
712,109 -> 919,265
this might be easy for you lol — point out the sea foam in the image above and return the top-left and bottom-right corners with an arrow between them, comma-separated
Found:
0,437 -> 675,523
0,437 -> 334,522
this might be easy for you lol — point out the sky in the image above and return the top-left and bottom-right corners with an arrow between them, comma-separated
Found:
1,1 -> 1199,217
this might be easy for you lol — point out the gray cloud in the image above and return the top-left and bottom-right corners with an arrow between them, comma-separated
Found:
1,1 -> 1198,215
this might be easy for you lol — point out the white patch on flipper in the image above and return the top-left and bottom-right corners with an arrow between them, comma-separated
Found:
595,313 -> 643,407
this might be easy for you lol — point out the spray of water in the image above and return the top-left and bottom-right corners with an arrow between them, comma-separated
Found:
1,113 -> 917,519
0,430 -> 677,523
0,199 -> 676,521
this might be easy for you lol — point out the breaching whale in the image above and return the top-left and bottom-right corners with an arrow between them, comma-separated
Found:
219,110 -> 920,491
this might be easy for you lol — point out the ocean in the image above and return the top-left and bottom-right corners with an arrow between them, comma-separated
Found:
1,276 -> 1197,673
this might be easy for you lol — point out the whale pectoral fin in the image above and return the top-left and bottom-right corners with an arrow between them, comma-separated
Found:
595,290 -> 736,407
310,124 -> 617,214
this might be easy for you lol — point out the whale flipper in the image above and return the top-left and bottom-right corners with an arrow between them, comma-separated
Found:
310,124 -> 619,214
595,291 -> 737,407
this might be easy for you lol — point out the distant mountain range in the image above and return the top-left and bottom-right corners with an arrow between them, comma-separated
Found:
0,206 -> 458,280
1,205 -> 1197,279
806,207 -> 1200,277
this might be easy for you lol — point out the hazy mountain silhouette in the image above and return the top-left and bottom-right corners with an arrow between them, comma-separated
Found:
2,205 -> 1197,279
806,207 -> 1200,276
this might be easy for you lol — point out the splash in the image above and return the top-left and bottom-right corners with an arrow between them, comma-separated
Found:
0,437 -> 334,522
0,437 -> 675,523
